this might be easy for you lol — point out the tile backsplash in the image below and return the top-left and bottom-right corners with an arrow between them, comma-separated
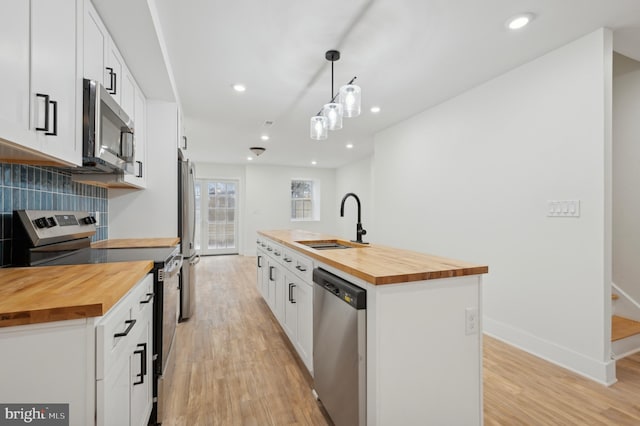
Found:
0,162 -> 108,267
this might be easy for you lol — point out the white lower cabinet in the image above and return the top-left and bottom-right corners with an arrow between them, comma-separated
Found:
0,273 -> 153,426
256,236 -> 314,374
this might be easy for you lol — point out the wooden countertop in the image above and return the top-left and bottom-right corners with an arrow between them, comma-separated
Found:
91,237 -> 180,249
259,229 -> 488,285
0,261 -> 153,328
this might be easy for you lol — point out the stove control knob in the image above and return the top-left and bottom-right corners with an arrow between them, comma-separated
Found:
34,217 -> 48,229
45,217 -> 56,228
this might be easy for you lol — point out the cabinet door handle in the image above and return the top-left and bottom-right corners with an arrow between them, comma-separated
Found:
140,293 -> 153,304
296,265 -> 307,272
45,100 -> 57,136
114,319 -> 136,338
35,93 -> 50,132
289,283 -> 296,303
269,266 -> 275,281
257,255 -> 262,268
136,161 -> 143,178
182,135 -> 188,150
105,67 -> 115,93
133,343 -> 146,385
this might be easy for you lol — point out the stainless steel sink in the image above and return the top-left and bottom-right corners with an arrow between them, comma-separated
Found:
296,239 -> 367,250
305,242 -> 352,250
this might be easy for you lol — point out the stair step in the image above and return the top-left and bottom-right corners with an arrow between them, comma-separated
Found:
612,315 -> 640,341
612,293 -> 619,300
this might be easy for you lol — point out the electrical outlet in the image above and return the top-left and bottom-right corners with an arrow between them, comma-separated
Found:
547,200 -> 580,217
465,307 -> 478,335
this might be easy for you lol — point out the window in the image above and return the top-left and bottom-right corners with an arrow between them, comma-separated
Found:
291,179 -> 319,221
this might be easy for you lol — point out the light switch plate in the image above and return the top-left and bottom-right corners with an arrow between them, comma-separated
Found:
547,200 -> 580,217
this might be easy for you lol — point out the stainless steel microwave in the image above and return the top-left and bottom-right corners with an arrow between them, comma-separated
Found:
82,79 -> 135,174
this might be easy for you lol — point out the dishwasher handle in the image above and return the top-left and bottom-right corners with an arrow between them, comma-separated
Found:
313,268 -> 366,309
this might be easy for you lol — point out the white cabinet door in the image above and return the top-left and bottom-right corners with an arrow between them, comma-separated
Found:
130,314 -> 152,426
0,0 -> 32,148
84,1 -> 107,84
100,352 -> 131,426
296,280 -> 313,372
283,276 -> 298,340
121,68 -> 136,120
31,0 -> 81,165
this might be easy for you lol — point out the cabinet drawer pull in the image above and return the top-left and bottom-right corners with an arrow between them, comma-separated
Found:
114,319 -> 136,338
133,343 -> 146,385
257,255 -> 263,268
45,100 -> 57,136
289,283 -> 296,303
140,293 -> 153,304
267,247 -> 273,252
136,161 -> 143,178
283,257 -> 292,263
35,93 -> 50,132
269,266 -> 275,281
296,265 -> 307,272
274,251 -> 281,256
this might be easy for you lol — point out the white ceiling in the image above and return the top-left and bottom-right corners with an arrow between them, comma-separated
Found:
146,0 -> 640,168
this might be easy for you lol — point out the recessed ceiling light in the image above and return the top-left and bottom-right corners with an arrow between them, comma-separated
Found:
311,160 -> 317,165
370,106 -> 381,113
232,83 -> 246,92
506,13 -> 534,30
247,156 -> 253,161
260,135 -> 270,141
346,143 -> 354,149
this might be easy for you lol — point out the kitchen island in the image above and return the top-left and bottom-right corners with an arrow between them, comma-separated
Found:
257,229 -> 488,426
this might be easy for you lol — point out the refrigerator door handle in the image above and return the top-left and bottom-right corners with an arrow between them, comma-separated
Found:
190,165 -> 196,251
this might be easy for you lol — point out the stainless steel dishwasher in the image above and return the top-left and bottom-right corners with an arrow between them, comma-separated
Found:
313,268 -> 366,426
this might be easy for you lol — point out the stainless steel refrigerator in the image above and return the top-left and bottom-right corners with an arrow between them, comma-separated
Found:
178,148 -> 199,320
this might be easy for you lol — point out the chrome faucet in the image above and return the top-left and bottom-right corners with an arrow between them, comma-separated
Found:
340,192 -> 368,244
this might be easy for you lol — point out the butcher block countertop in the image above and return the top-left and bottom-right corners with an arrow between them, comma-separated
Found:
91,237 -> 180,249
0,261 -> 153,328
259,229 -> 488,285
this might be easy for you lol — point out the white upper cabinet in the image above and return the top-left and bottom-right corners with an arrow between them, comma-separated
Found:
0,0 -> 82,166
0,0 -> 30,149
83,3 -> 107,84
31,0 -> 81,164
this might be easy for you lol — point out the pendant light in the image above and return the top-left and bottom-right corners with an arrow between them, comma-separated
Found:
309,50 -> 360,140
339,79 -> 361,118
310,115 -> 328,140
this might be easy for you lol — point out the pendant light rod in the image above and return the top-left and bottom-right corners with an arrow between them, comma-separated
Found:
314,75 -> 359,116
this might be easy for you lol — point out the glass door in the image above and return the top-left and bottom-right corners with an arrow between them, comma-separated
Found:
194,179 -> 239,255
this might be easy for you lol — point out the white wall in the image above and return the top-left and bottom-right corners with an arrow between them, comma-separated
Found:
193,162 -> 338,255
245,164 -> 338,255
613,53 -> 640,303
336,156 -> 374,242
109,101 -> 178,237
373,29 -> 614,383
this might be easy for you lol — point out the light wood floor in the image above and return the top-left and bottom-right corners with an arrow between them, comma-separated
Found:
163,255 -> 640,425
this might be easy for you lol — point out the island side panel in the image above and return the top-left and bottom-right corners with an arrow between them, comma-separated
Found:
366,275 -> 483,426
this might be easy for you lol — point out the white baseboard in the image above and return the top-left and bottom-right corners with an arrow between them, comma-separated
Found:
484,317 -> 616,386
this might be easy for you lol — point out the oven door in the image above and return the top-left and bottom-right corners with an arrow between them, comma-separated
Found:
157,254 -> 182,423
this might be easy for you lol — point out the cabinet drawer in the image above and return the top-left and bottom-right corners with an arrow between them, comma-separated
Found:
131,274 -> 154,320
289,251 -> 313,283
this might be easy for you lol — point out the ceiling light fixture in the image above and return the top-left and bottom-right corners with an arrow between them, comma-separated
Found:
232,83 -> 246,92
311,160 -> 317,165
506,13 -> 534,30
370,106 -> 381,113
260,135 -> 270,141
310,50 -> 361,140
249,146 -> 266,156
346,143 -> 354,149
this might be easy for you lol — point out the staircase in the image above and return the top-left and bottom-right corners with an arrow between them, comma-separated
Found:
611,283 -> 640,360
